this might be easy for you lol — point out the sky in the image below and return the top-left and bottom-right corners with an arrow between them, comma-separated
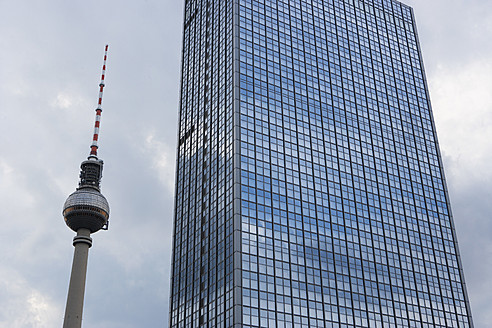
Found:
0,0 -> 490,327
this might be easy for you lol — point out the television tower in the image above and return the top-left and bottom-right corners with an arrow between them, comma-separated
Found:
62,45 -> 110,328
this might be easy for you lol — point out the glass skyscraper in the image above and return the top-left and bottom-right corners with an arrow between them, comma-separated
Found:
169,0 -> 474,327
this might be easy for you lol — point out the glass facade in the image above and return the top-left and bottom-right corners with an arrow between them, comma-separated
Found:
170,0 -> 474,327
170,0 -> 235,326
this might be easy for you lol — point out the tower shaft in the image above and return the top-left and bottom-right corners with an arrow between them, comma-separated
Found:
63,228 -> 92,328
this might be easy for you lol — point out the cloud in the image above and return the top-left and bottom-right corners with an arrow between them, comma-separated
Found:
414,1 -> 492,325
408,0 -> 492,69
144,132 -> 176,194
0,268 -> 61,328
430,59 -> 492,180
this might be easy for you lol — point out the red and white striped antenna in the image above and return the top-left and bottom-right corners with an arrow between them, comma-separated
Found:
89,44 -> 109,159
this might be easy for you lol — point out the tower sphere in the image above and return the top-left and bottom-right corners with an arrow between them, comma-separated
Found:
63,188 -> 110,233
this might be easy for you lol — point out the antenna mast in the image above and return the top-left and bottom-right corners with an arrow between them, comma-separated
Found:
90,44 -> 108,159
